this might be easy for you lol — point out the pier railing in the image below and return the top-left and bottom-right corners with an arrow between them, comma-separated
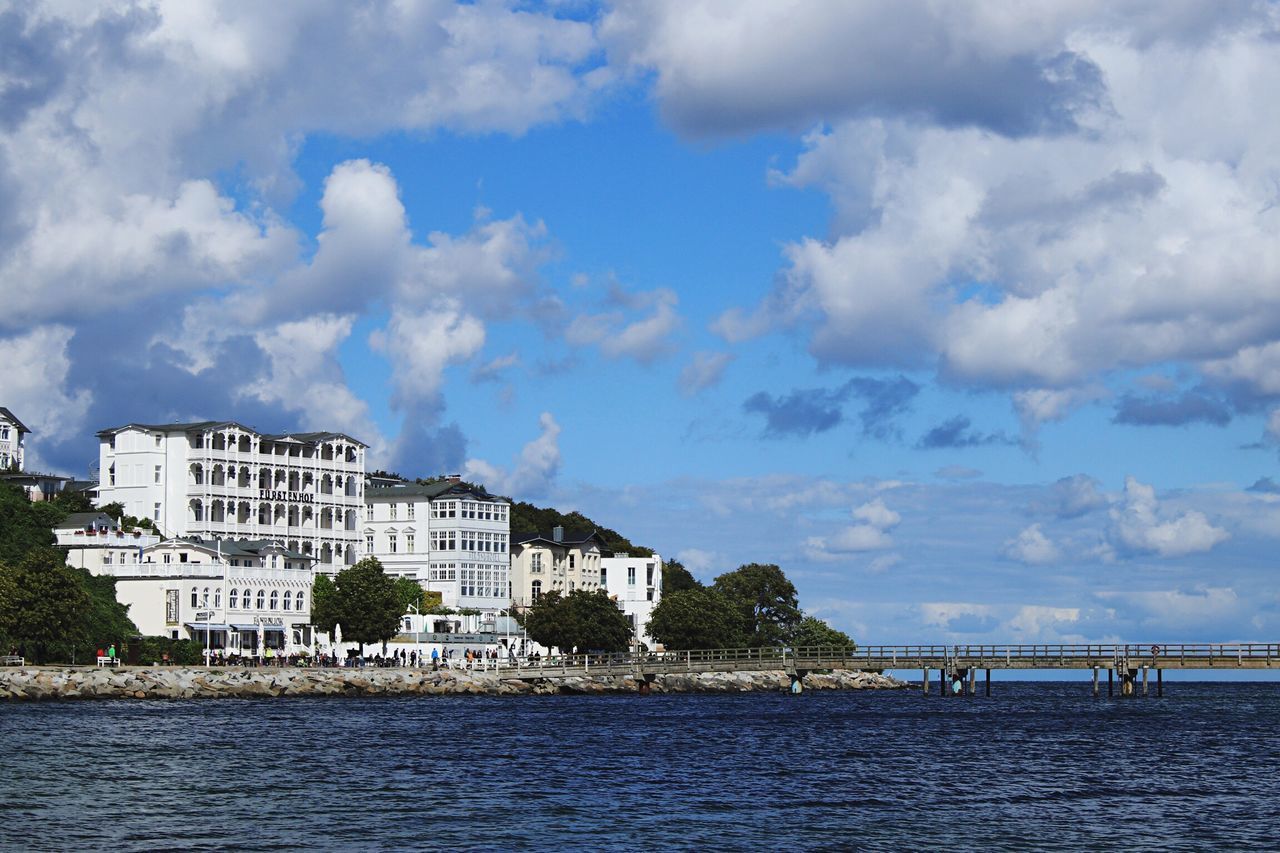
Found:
480,643 -> 1280,679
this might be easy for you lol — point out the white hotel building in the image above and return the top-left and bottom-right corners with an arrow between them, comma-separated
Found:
363,478 -> 512,613
95,421 -> 366,575
0,406 -> 28,471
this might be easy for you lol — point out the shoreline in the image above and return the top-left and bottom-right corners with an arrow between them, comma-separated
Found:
0,666 -> 906,701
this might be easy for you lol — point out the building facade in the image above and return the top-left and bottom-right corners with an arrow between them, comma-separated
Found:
363,478 -> 511,612
62,526 -> 314,655
0,407 -> 28,471
95,421 -> 366,575
600,553 -> 664,650
509,527 -> 606,608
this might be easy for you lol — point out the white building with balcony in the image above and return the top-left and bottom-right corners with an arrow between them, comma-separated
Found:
0,407 -> 28,471
600,553 -> 664,650
65,531 -> 314,655
94,421 -> 366,575
363,477 -> 511,613
510,527 -> 607,607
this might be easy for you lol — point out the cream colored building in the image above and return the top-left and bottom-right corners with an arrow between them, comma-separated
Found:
0,407 -> 27,471
509,527 -> 607,607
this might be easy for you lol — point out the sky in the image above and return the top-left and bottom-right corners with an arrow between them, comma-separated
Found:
2,1 -> 1280,645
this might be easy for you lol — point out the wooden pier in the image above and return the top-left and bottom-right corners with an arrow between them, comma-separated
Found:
482,643 -> 1280,696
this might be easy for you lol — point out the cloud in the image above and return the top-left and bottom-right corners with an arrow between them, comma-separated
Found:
464,412 -> 562,499
566,287 -> 682,363
806,497 -> 901,559
916,415 -> 1014,449
1002,524 -> 1061,565
1247,477 -> 1280,494
678,351 -> 734,396
1041,474 -> 1108,519
744,375 -> 919,439
1109,476 -> 1230,558
867,553 -> 903,574
1112,387 -> 1232,427
676,548 -> 717,575
920,602 -> 998,634
471,352 -> 521,384
936,465 -> 982,480
370,303 -> 486,407
1006,605 -> 1079,638
0,325 -> 92,470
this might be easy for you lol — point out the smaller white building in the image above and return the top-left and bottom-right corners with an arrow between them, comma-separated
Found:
600,553 -> 664,650
0,407 -> 28,471
64,526 -> 314,656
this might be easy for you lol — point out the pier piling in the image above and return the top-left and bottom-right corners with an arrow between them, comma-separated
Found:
923,667 -> 929,695
1108,668 -> 1113,697
1157,668 -> 1163,698
1142,666 -> 1149,697
985,668 -> 991,697
1092,666 -> 1099,697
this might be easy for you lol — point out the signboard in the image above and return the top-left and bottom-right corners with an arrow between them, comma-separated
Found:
254,615 -> 284,626
165,589 -> 179,625
259,488 -> 314,503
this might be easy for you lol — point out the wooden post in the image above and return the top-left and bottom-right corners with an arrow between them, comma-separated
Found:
923,666 -> 929,695
1092,666 -> 1099,697
967,667 -> 976,698
985,668 -> 991,697
939,667 -> 945,697
1157,668 -> 1163,698
1142,665 -> 1149,697
1108,668 -> 1113,697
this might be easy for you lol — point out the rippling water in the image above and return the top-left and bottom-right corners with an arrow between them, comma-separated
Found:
1,682 -> 1277,850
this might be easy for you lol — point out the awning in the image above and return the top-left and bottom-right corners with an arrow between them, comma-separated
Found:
232,623 -> 285,632
183,622 -> 232,631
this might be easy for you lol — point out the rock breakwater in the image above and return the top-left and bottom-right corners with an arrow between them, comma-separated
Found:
0,666 -> 904,701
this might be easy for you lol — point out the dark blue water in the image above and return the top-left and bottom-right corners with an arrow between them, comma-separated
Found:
1,682 -> 1277,850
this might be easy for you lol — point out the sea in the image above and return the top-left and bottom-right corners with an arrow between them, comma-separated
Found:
1,681 -> 1277,851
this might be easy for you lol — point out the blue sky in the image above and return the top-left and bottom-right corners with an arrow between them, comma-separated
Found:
2,1 -> 1279,645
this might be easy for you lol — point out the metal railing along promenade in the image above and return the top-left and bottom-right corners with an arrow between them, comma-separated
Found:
479,643 -> 1280,680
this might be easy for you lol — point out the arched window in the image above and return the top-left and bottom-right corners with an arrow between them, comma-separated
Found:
229,588 -> 238,609
283,591 -> 292,611
214,588 -> 221,608
202,587 -> 210,606
296,591 -> 305,612
531,580 -> 542,601
191,587 -> 198,607
256,589 -> 265,610
269,590 -> 278,610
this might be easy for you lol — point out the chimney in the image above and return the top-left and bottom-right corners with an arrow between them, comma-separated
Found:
552,525 -> 564,543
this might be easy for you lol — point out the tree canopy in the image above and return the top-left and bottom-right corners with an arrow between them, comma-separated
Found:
507,501 -> 652,557
313,558 -> 403,646
661,559 -> 701,594
0,483 -> 62,566
646,587 -> 749,650
712,563 -> 802,647
523,590 -> 633,653
790,615 -> 856,650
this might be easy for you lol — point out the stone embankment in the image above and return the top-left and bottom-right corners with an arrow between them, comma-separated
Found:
0,666 -> 904,701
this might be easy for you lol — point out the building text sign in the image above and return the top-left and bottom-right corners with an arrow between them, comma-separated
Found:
259,489 -> 314,503
166,589 -> 179,625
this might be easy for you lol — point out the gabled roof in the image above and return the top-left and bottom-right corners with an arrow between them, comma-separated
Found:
58,512 -> 116,530
365,479 -> 505,502
0,407 -> 30,434
94,420 -> 368,448
514,529 -> 607,549
149,537 -> 315,563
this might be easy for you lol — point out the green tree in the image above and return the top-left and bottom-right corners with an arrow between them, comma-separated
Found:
392,576 -> 426,614
310,573 -> 341,634
76,569 -> 138,650
330,558 -> 402,646
0,548 -> 92,663
0,483 -> 63,566
661,559 -> 701,593
713,563 -> 802,648
789,615 -> 856,650
646,587 -> 749,650
523,590 -> 633,653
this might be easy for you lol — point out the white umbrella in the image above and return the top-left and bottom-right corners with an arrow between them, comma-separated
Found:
257,623 -> 265,662
334,623 -> 342,664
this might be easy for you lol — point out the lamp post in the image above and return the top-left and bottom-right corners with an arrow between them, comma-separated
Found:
407,602 -> 421,666
195,609 -> 214,665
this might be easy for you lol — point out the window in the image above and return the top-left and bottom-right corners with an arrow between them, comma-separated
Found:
256,589 -> 265,610
569,554 -> 576,570
283,591 -> 292,611
407,504 -> 415,520
628,566 -> 636,585
0,427 -> 7,439
531,553 -> 542,573
190,587 -> 198,607
214,588 -> 221,607
600,566 -> 607,585
388,534 -> 397,554
647,563 -> 655,585
269,590 -> 278,610
390,503 -> 397,520
406,533 -> 414,553
202,587 -> 210,606
103,552 -> 113,565
531,580 -> 542,601
229,588 -> 238,609
154,503 -> 162,522
154,434 -> 162,447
